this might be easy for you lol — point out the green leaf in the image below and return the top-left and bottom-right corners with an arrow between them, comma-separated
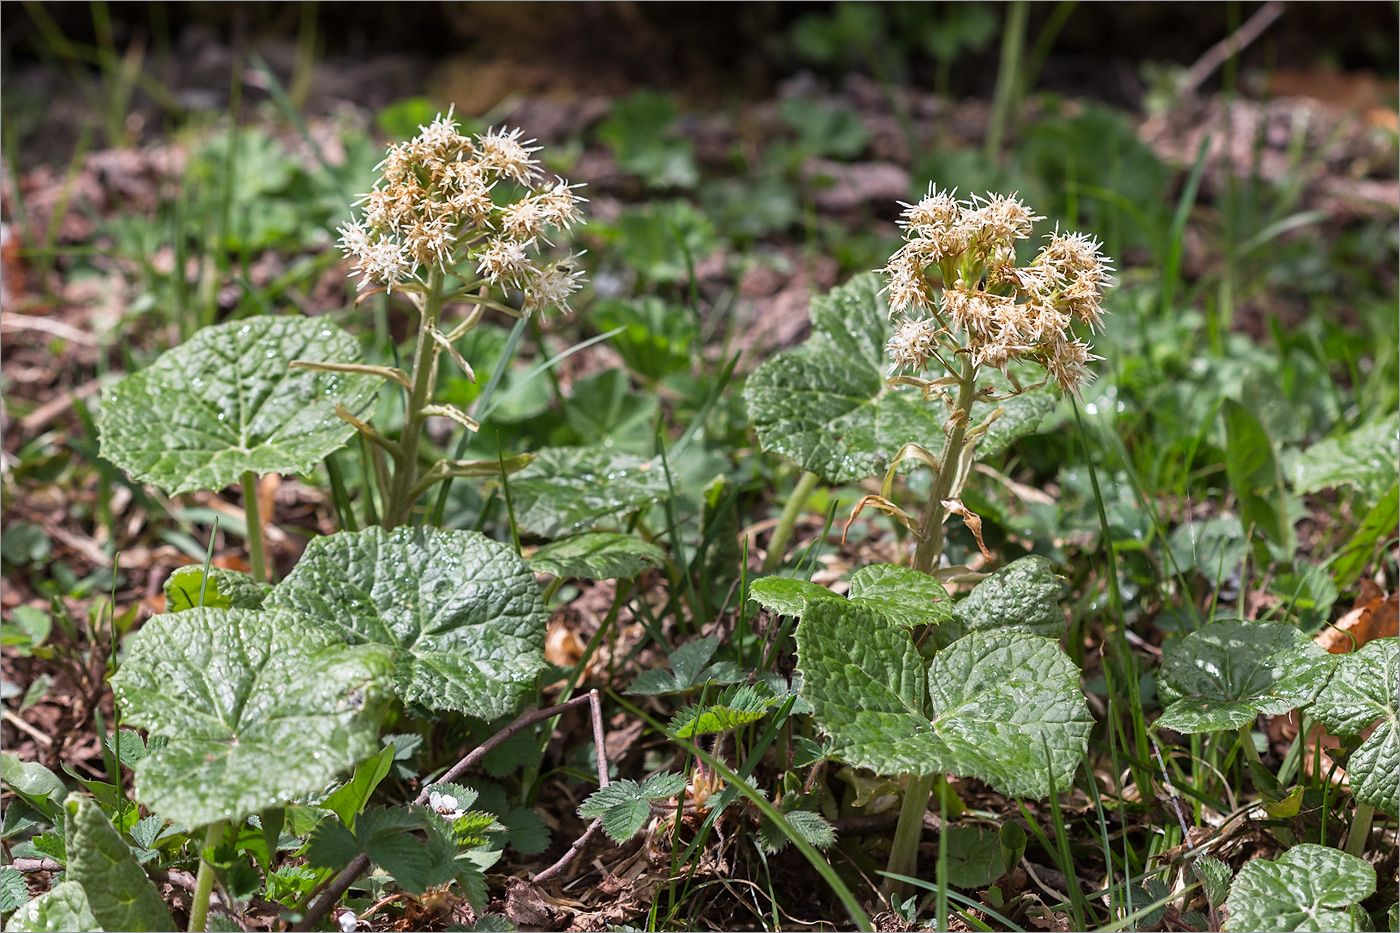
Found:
527,533 -> 666,581
744,273 -> 1055,483
747,577 -> 837,618
952,556 -> 1064,639
267,527 -> 548,719
64,795 -> 174,932
1308,638 -> 1398,818
1292,420 -> 1400,506
667,684 -> 779,739
304,817 -> 359,871
1,754 -> 65,805
495,807 -> 550,856
162,565 -> 267,612
1223,398 -> 1294,552
1332,483 -> 1399,589
750,567 -> 951,632
98,316 -> 379,495
357,807 -> 459,896
1196,855 -> 1233,910
757,809 -> 837,855
626,635 -> 745,696
506,448 -> 673,537
110,608 -> 392,827
1223,844 -> 1375,932
578,774 -> 685,844
941,825 -> 1007,889
2,882 -> 100,933
321,743 -> 396,829
796,600 -> 1091,796
1155,621 -> 1334,734
848,564 -> 954,629
468,915 -> 517,932
0,866 -> 29,913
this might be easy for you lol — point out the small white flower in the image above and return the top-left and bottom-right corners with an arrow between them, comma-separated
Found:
476,236 -> 536,286
333,906 -> 359,933
476,126 -> 542,185
428,790 -> 465,820
521,256 -> 587,316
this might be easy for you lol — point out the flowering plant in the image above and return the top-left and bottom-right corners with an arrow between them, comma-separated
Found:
854,187 -> 1114,573
295,111 -> 587,527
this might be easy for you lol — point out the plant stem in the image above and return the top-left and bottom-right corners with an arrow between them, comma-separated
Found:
912,355 -> 977,574
241,471 -> 265,584
384,270 -> 444,529
1344,803 -> 1374,857
883,771 -> 937,901
188,820 -> 225,933
762,470 -> 820,572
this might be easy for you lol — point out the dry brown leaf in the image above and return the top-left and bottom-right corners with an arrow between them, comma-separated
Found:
1314,582 -> 1398,654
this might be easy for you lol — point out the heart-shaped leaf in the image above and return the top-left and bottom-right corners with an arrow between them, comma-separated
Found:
1292,420 -> 1399,506
267,527 -> 549,719
98,316 -> 379,495
1308,638 -> 1398,818
744,273 -> 1055,483
1155,621 -> 1334,734
796,600 -> 1091,797
527,532 -> 666,580
163,565 -> 268,612
506,447 -> 673,537
1223,844 -> 1375,932
951,556 -> 1065,639
2,882 -> 99,933
64,794 -> 174,931
110,608 -> 392,828
749,564 -> 951,630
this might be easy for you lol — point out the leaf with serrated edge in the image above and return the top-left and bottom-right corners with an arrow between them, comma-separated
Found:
848,564 -> 953,628
98,316 -> 379,495
527,532 -> 666,580
1308,639 -> 1398,817
1155,621 -> 1334,734
506,448 -> 671,537
578,781 -> 655,843
953,556 -> 1064,638
110,608 -> 392,828
748,577 -> 837,617
797,601 -> 1091,797
2,882 -> 99,933
744,273 -> 1055,483
163,565 -> 267,612
267,527 -> 548,720
1292,420 -> 1399,505
1223,844 -> 1375,932
64,795 -> 174,932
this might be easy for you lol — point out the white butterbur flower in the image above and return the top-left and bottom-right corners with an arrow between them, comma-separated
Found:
476,126 -> 542,185
886,317 -> 940,375
879,189 -> 1113,395
522,256 -> 587,316
476,236 -> 536,286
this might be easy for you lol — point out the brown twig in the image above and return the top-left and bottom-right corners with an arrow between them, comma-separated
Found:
1178,1 -> 1285,97
293,690 -> 605,932
11,857 -> 63,872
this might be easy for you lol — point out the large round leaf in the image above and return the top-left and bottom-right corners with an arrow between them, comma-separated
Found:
795,600 -> 1091,797
1223,844 -> 1375,932
110,608 -> 392,828
267,527 -> 549,719
1155,621 -> 1334,734
1308,638 -> 1398,818
743,273 -> 1056,484
506,447 -> 673,537
99,316 -> 379,495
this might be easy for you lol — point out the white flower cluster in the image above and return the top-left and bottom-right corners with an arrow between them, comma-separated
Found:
880,186 -> 1113,394
337,111 -> 587,315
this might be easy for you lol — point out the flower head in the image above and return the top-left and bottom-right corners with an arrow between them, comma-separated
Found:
878,190 -> 1113,395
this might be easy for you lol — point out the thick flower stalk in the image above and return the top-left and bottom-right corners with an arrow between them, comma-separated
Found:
874,188 -> 1112,899
295,111 -> 587,528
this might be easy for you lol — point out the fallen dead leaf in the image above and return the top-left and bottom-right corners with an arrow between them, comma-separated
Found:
1314,581 -> 1398,654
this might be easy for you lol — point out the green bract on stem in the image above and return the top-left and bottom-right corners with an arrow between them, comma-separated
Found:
294,110 -> 587,528
874,187 -> 1113,899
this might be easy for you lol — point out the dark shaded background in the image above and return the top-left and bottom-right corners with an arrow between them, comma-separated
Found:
5,1 -> 1397,101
